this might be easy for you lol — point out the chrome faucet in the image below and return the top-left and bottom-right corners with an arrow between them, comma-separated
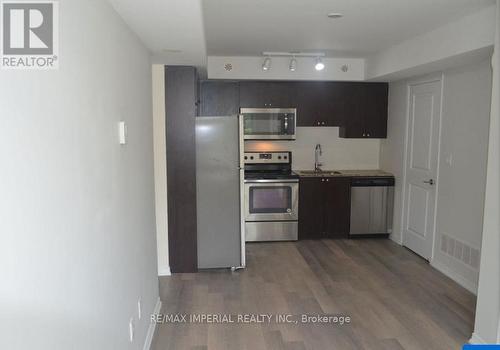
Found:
314,144 -> 323,172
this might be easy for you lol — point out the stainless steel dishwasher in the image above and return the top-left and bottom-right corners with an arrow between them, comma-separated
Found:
350,177 -> 395,236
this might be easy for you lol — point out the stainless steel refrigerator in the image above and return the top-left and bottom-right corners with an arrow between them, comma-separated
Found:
195,116 -> 245,269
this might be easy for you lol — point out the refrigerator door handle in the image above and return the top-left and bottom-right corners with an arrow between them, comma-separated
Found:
238,114 -> 246,268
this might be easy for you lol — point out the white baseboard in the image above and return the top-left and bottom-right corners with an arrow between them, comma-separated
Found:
158,266 -> 171,276
143,297 -> 162,350
430,260 -> 477,295
389,233 -> 402,245
469,332 -> 487,344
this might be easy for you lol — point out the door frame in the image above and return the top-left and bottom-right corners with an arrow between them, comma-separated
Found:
400,73 -> 444,262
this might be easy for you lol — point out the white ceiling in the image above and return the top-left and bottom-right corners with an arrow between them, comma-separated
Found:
108,0 -> 494,73
108,0 -> 207,67
202,0 -> 495,57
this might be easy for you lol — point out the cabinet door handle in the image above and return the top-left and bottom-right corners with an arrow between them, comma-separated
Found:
362,133 -> 366,137
326,179 -> 329,182
423,179 -> 435,185
321,121 -> 326,125
317,121 -> 321,126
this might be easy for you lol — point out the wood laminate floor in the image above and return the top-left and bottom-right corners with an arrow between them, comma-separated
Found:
152,239 -> 475,350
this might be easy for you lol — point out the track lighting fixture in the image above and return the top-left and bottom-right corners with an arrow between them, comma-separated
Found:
259,52 -> 328,72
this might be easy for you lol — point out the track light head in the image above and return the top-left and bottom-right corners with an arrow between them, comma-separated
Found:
314,57 -> 325,71
262,57 -> 271,71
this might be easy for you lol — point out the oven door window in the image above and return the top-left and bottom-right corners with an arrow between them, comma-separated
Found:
249,186 -> 292,213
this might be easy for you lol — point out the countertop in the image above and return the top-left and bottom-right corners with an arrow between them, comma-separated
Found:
294,169 -> 394,178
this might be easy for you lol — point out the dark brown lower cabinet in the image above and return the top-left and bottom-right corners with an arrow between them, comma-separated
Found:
323,177 -> 351,237
298,177 -> 324,239
299,177 -> 351,239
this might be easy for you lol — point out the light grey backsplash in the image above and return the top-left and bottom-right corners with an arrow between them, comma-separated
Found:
245,127 -> 381,170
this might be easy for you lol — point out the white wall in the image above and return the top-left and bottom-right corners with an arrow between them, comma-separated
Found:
152,65 -> 170,276
433,62 -> 492,291
472,0 -> 500,344
380,60 -> 492,293
379,80 -> 408,243
246,127 -> 380,170
0,1 -> 159,349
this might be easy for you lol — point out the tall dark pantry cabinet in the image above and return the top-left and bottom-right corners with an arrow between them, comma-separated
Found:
165,66 -> 198,273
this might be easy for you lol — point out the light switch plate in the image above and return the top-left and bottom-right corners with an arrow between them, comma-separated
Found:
445,154 -> 453,166
119,121 -> 127,145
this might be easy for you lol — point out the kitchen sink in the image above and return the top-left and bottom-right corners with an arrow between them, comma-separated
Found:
298,170 -> 343,176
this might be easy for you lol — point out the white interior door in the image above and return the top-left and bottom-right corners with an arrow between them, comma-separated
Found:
403,79 -> 442,260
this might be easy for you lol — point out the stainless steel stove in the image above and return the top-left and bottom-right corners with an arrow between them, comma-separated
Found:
244,152 -> 298,242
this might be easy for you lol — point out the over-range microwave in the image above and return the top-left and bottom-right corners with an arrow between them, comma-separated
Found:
240,108 -> 296,140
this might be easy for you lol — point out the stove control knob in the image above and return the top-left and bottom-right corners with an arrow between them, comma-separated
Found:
278,156 -> 282,160
244,156 -> 248,160
284,156 -> 288,159
250,156 -> 254,160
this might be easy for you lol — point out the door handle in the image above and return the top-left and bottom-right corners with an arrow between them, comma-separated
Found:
423,179 -> 435,185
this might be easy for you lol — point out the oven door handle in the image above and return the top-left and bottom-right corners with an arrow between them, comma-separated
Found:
244,179 -> 299,183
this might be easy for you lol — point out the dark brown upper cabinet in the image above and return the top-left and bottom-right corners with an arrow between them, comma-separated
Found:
239,81 -> 298,108
199,79 -> 388,138
339,83 -> 388,138
199,81 -> 240,116
297,82 -> 344,127
299,176 -> 351,240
